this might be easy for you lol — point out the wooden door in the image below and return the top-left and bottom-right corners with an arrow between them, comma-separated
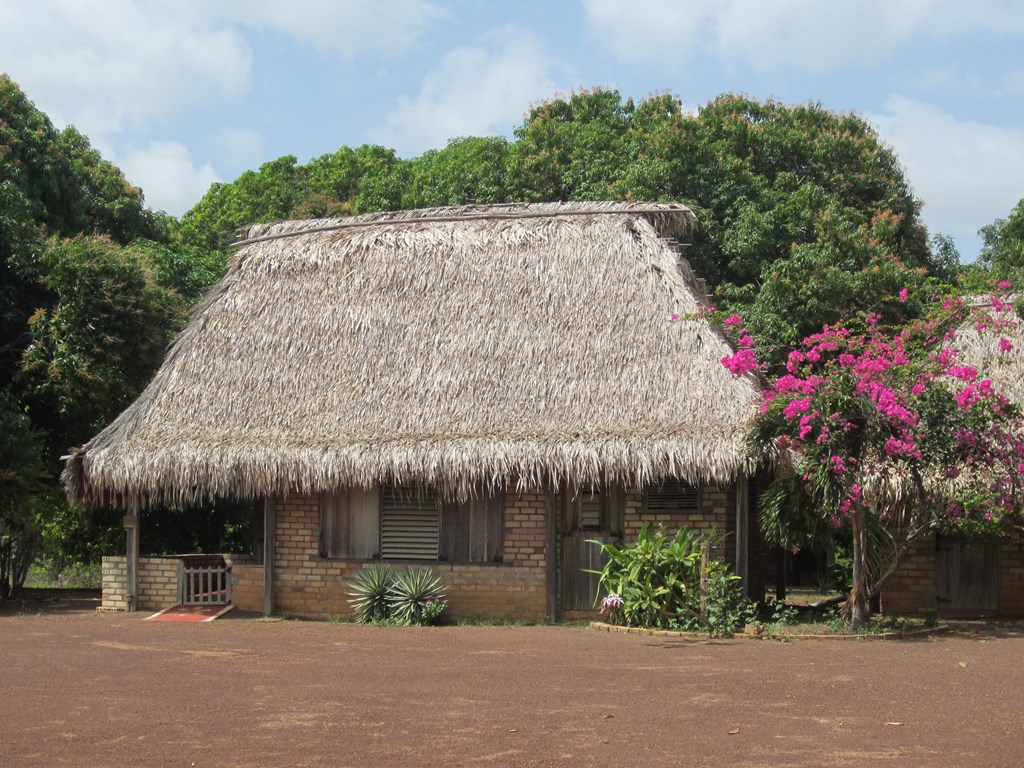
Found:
936,536 -> 1000,617
560,484 -> 622,612
562,533 -> 610,611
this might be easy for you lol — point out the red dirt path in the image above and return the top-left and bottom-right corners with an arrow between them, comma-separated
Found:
1,606 -> 1023,767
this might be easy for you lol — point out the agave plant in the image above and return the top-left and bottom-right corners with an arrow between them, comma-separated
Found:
387,567 -> 447,625
348,563 -> 397,624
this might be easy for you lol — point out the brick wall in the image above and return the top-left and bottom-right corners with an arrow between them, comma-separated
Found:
882,536 -> 1024,617
101,556 -> 182,610
879,537 -> 938,616
101,557 -> 128,610
259,489 -> 549,621
623,484 -> 735,564
1000,540 -> 1024,616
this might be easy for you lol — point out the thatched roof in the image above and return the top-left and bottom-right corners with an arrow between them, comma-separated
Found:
955,296 -> 1024,404
64,201 -> 762,509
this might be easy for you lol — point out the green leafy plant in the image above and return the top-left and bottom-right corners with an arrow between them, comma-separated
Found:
420,598 -> 448,625
588,524 -> 746,637
387,567 -> 447,626
348,563 -> 397,624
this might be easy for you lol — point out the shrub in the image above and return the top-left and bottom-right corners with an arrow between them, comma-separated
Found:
348,563 -> 397,624
347,564 -> 447,626
388,567 -> 447,626
588,524 -> 746,637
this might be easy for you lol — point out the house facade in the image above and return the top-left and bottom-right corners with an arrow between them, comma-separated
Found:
68,202 -> 766,620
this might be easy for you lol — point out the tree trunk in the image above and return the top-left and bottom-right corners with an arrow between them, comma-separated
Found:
844,507 -> 870,630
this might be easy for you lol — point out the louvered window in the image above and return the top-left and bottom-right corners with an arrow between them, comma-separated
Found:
578,487 -> 604,529
644,479 -> 699,516
566,482 -> 623,534
321,484 -> 504,562
381,485 -> 440,560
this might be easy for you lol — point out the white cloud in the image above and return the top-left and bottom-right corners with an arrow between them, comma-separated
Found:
868,97 -> 1024,259
373,27 -> 558,155
0,0 -> 251,137
215,0 -> 444,56
212,130 -> 267,169
117,142 -> 220,216
582,0 -> 1024,72
0,0 -> 444,140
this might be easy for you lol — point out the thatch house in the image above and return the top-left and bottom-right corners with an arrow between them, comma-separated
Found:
65,201 -> 765,620
882,296 -> 1024,618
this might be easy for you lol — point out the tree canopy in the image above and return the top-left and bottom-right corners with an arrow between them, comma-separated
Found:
5,75 -> 1021,602
979,197 -> 1024,277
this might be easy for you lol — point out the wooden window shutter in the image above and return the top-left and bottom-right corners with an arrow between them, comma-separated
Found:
566,483 -> 609,532
319,493 -> 348,558
440,489 -> 505,563
579,488 -> 603,529
381,485 -> 440,560
349,486 -> 380,559
319,487 -> 380,559
645,479 -> 699,515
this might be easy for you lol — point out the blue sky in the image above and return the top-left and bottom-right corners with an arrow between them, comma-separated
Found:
3,0 -> 1023,260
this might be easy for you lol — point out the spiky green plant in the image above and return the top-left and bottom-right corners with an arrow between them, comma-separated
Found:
348,563 -> 397,624
387,567 -> 447,626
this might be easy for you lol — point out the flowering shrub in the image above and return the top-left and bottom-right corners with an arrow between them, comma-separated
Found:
588,524 -> 746,637
724,283 -> 1024,627
420,598 -> 448,625
597,592 -> 624,623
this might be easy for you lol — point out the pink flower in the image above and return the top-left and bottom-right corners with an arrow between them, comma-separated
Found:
723,314 -> 744,327
898,288 -> 909,304
670,312 -> 680,322
999,337 -> 1014,353
998,280 -> 1012,290
721,348 -> 759,376
783,398 -> 812,420
947,365 -> 978,383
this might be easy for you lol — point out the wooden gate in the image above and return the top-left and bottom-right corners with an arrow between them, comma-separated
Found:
180,564 -> 232,606
936,536 -> 1000,617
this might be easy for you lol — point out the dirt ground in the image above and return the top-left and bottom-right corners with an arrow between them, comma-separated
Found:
2,600 -> 1023,768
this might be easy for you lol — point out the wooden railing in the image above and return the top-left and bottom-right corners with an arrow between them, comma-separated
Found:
180,565 -> 231,605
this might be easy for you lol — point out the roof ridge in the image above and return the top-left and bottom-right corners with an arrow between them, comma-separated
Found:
233,201 -> 694,248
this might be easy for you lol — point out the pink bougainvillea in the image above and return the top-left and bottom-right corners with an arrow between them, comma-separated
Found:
720,280 -> 1024,627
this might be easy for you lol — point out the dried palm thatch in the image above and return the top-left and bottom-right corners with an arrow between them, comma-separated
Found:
859,296 -> 1024,513
954,295 -> 1024,405
64,201 -> 762,510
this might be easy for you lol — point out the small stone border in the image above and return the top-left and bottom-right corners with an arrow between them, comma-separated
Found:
590,621 -> 952,641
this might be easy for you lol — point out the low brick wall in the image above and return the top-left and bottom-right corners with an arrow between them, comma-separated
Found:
101,556 -> 182,611
259,491 -> 549,621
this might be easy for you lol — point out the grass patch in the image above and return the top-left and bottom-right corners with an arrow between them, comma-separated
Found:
24,562 -> 101,590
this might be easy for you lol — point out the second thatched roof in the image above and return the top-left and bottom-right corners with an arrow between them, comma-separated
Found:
64,201 -> 762,509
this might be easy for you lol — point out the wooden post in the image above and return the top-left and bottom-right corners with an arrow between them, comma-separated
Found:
263,495 -> 276,617
124,501 -> 140,613
735,476 -> 749,598
545,484 -> 558,624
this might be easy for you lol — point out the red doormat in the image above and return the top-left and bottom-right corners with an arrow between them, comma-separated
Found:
146,604 -> 234,622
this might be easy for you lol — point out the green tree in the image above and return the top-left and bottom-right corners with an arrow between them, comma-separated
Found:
0,391 -> 45,598
508,89 -> 634,202
406,136 -> 511,208
979,198 -> 1024,276
505,90 -> 944,370
21,236 -> 187,450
